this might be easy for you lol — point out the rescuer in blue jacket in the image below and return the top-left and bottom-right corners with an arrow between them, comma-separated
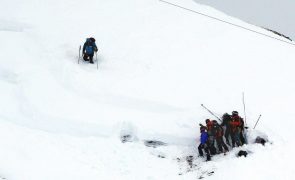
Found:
83,37 -> 98,64
198,126 -> 211,161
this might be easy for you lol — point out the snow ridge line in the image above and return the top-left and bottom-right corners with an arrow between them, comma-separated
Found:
159,0 -> 295,46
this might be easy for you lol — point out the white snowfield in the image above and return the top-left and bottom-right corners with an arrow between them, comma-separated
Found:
0,0 -> 295,179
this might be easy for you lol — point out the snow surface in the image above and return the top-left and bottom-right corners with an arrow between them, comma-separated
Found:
1,0 -> 295,179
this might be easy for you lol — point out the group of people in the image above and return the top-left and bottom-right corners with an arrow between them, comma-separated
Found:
198,111 -> 246,161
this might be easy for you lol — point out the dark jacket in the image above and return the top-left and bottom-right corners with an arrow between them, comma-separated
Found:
212,123 -> 224,137
221,113 -> 231,128
83,38 -> 98,55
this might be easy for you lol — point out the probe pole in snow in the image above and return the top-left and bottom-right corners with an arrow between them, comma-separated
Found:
78,45 -> 81,64
242,92 -> 247,125
253,114 -> 262,129
96,52 -> 98,70
201,104 -> 222,122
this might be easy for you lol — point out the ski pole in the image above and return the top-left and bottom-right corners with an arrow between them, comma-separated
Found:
96,52 -> 98,70
201,104 -> 222,122
242,92 -> 247,125
78,45 -> 81,64
253,114 -> 262,129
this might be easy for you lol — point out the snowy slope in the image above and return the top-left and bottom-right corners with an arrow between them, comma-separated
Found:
1,0 -> 295,179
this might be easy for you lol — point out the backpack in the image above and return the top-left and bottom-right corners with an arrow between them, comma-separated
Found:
85,39 -> 94,54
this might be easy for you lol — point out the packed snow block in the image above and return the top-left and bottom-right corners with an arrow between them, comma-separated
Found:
144,140 -> 167,148
120,134 -> 133,143
120,133 -> 138,143
119,121 -> 138,143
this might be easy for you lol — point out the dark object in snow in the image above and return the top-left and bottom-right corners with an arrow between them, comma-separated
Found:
158,154 -> 165,158
255,136 -> 267,146
186,155 -> 193,162
206,154 -> 211,161
144,140 -> 167,148
177,155 -> 196,175
237,150 -> 248,157
186,155 -> 194,168
186,156 -> 194,168
198,171 -> 214,179
208,171 -> 214,176
120,134 -> 132,143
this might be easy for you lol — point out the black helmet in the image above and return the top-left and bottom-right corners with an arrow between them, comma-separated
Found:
90,37 -> 96,42
232,111 -> 239,115
223,113 -> 229,117
200,126 -> 206,132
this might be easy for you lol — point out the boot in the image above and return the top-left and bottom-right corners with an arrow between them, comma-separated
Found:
206,154 -> 211,161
